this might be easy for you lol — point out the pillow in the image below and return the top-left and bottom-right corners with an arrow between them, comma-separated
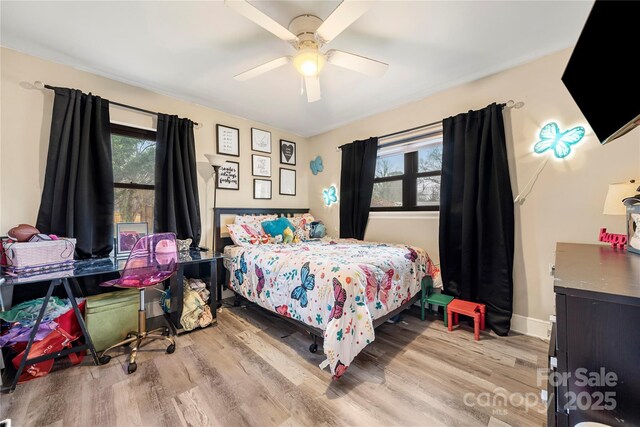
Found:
261,217 -> 295,238
290,213 -> 316,241
234,214 -> 277,227
309,221 -> 327,238
227,223 -> 269,247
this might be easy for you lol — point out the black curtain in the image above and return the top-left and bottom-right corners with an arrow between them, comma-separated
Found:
36,87 -> 114,259
339,137 -> 378,240
154,114 -> 201,247
439,103 -> 514,335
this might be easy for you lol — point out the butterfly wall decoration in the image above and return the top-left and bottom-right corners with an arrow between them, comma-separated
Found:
323,186 -> 338,206
534,122 -> 586,159
310,156 -> 324,175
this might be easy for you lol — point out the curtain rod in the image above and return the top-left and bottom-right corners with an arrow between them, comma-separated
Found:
336,100 -> 524,151
37,82 -> 201,128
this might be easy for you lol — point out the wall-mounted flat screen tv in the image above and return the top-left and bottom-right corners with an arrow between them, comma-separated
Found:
562,0 -> 640,145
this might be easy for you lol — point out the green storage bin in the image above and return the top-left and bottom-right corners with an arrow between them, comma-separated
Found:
85,289 -> 139,352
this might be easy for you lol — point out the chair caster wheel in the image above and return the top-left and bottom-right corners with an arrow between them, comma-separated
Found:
127,362 -> 137,374
99,355 -> 111,365
309,343 -> 318,353
166,344 -> 176,354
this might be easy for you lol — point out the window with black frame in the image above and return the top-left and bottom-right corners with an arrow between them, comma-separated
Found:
111,123 -> 156,229
370,130 -> 443,211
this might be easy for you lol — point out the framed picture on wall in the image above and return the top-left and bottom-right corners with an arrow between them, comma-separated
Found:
217,161 -> 240,190
216,124 -> 240,157
280,139 -> 296,165
279,167 -> 296,196
252,154 -> 271,177
116,222 -> 148,258
254,179 -> 272,199
251,128 -> 271,153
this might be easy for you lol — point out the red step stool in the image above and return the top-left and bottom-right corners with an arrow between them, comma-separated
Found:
447,299 -> 486,341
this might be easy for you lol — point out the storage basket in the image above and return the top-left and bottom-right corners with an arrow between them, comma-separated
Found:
1,238 -> 76,269
85,289 -> 139,352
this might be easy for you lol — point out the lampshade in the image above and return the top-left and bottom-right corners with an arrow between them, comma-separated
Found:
205,154 -> 226,168
603,180 -> 639,215
293,49 -> 326,77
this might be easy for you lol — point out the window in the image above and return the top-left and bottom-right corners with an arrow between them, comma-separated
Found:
111,123 -> 156,229
371,130 -> 442,211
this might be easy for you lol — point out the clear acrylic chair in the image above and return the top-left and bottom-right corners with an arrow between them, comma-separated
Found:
98,232 -> 178,374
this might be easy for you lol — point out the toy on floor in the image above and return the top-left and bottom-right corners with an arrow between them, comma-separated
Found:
446,299 -> 486,341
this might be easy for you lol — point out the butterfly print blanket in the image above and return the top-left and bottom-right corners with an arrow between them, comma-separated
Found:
224,239 -> 441,378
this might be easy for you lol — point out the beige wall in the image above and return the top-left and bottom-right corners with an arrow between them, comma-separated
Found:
2,47 -> 639,325
0,47 -> 310,250
308,49 -> 640,323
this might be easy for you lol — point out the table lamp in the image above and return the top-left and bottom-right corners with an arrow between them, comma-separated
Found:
600,180 -> 638,248
204,154 -> 226,253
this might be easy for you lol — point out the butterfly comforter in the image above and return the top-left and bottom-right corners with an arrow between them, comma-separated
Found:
224,239 -> 441,379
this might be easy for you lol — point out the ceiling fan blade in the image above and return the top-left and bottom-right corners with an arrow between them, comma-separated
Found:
326,50 -> 388,77
234,56 -> 291,81
304,76 -> 321,103
225,0 -> 298,43
315,1 -> 369,44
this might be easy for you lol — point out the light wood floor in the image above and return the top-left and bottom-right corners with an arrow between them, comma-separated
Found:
1,304 -> 549,427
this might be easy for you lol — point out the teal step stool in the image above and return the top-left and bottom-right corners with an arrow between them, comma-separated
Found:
421,279 -> 455,326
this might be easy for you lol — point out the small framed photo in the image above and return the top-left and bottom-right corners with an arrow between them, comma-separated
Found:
217,124 -> 240,157
252,128 -> 271,153
252,154 -> 271,177
116,222 -> 148,258
217,161 -> 240,190
254,179 -> 272,200
279,168 -> 296,196
280,139 -> 296,165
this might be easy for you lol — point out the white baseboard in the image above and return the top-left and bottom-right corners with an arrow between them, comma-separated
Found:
511,314 -> 550,340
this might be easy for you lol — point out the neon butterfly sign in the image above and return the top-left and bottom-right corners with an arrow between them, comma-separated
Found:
323,186 -> 338,206
533,122 -> 585,159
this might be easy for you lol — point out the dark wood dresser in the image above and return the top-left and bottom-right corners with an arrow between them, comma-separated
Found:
550,243 -> 640,426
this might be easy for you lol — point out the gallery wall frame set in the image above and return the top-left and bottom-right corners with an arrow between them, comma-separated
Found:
217,124 -> 240,157
252,154 -> 271,177
280,140 -> 296,166
217,161 -> 240,190
254,179 -> 272,199
251,128 -> 271,153
279,168 -> 296,196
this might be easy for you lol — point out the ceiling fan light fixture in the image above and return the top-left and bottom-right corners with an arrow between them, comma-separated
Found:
293,49 -> 325,77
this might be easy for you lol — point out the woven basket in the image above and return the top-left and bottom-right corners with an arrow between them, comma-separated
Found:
2,238 -> 76,268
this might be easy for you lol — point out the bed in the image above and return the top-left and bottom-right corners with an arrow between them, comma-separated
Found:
215,208 -> 441,379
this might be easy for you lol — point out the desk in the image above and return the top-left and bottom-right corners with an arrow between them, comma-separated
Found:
1,249 -> 222,392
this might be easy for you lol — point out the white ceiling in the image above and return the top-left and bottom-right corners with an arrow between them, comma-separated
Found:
0,1 -> 593,137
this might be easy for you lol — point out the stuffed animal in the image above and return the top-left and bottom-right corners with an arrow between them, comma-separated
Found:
283,227 -> 294,244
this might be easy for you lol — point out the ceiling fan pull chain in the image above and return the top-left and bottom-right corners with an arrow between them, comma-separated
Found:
300,75 -> 304,96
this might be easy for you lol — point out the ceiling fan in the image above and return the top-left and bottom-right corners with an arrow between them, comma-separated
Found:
226,0 -> 389,102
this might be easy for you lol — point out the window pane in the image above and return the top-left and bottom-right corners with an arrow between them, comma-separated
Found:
114,188 -> 155,226
418,145 -> 442,173
371,180 -> 403,207
112,134 -> 156,185
375,153 -> 404,178
417,176 -> 441,206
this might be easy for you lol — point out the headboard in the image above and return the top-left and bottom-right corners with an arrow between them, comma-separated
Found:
213,207 -> 310,254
